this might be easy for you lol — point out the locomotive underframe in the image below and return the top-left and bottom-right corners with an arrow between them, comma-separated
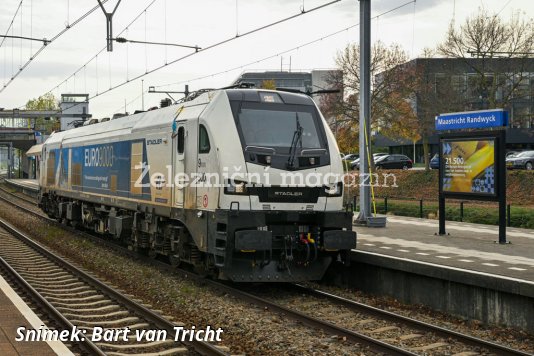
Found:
39,189 -> 356,282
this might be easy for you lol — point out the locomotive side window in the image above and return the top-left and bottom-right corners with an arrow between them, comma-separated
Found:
199,125 -> 210,153
177,127 -> 185,154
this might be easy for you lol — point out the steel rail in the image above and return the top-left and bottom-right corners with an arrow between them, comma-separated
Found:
292,283 -> 532,356
205,279 -> 417,355
0,183 -> 38,205
0,217 -> 228,356
0,254 -> 105,355
0,186 -> 530,356
0,191 -> 413,354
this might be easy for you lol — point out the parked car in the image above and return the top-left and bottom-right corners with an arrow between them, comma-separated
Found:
506,150 -> 534,170
430,154 -> 440,169
350,153 -> 413,169
350,158 -> 359,169
374,154 -> 413,170
350,153 -> 384,169
343,153 -> 359,161
373,153 -> 388,159
506,151 -> 519,159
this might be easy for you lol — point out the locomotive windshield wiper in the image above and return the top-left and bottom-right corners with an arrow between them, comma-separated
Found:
286,113 -> 303,169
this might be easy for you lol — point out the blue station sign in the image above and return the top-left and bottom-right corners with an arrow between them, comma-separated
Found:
435,109 -> 508,131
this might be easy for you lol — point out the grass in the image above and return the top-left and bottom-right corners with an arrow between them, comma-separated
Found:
368,198 -> 534,229
357,169 -> 534,207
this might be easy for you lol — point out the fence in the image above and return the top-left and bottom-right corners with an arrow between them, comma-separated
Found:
348,195 -> 534,229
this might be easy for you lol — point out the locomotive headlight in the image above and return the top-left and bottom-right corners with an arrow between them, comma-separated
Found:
225,179 -> 248,195
324,182 -> 343,197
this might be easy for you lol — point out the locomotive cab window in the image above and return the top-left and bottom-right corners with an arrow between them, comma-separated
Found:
199,125 -> 210,153
177,127 -> 185,154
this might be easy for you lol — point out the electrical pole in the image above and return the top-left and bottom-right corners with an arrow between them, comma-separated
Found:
356,0 -> 371,224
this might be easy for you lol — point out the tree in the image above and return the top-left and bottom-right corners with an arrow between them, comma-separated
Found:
438,8 -> 534,113
320,41 -> 419,153
25,93 -> 60,134
260,79 -> 276,90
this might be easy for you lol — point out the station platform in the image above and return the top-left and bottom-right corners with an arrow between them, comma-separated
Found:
0,274 -> 73,355
353,215 -> 534,282
3,179 -> 39,199
3,179 -> 39,193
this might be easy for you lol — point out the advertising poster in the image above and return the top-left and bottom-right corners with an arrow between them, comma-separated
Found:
441,139 -> 496,195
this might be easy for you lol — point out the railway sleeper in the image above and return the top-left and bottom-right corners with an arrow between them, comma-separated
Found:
56,304 -> 122,314
62,310 -> 130,320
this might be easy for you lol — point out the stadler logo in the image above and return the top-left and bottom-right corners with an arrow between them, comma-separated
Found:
274,191 -> 303,197
84,146 -> 114,167
147,138 -> 163,145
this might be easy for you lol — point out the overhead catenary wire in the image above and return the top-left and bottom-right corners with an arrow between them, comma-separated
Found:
0,35 -> 49,44
164,0 -> 167,63
119,0 -> 417,115
42,0 -> 158,101
0,0 -> 109,94
113,37 -> 200,51
144,10 -> 147,73
495,0 -> 513,17
0,0 -> 23,49
41,0 -> 342,113
86,0 -> 342,100
30,0 -> 33,53
20,1 -> 22,71
156,0 -> 416,89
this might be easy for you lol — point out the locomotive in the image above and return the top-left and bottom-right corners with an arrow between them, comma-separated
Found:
39,88 -> 356,282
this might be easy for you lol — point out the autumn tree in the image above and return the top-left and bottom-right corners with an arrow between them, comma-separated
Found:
260,79 -> 276,90
320,41 -> 418,153
25,93 -> 59,134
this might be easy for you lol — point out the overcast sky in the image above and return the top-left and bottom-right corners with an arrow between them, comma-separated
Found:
0,0 -> 531,118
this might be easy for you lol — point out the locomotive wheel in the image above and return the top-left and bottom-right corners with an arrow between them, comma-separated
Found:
194,262 -> 208,278
169,254 -> 181,267
148,249 -> 158,259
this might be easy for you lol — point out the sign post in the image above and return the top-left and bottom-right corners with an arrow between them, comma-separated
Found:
436,109 -> 508,244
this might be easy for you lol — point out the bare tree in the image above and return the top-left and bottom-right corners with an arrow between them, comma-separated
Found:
438,8 -> 534,115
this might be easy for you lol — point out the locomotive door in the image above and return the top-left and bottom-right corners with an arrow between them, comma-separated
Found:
173,124 -> 186,208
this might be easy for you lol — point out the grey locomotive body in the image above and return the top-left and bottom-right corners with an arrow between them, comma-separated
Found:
39,89 -> 356,282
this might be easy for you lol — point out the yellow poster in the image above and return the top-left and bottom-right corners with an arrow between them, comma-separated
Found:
442,139 -> 495,195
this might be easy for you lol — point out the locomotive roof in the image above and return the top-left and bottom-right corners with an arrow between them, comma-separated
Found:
43,89 -> 317,146
225,89 -> 316,106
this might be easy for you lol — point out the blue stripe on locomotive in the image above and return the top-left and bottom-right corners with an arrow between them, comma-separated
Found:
52,140 -> 151,200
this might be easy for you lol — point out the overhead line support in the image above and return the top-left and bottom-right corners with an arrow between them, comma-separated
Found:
97,0 -> 122,52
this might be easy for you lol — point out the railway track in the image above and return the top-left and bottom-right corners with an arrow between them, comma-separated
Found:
2,186 -> 38,205
0,218 -> 228,356
0,184 -> 531,355
265,283 -> 531,356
